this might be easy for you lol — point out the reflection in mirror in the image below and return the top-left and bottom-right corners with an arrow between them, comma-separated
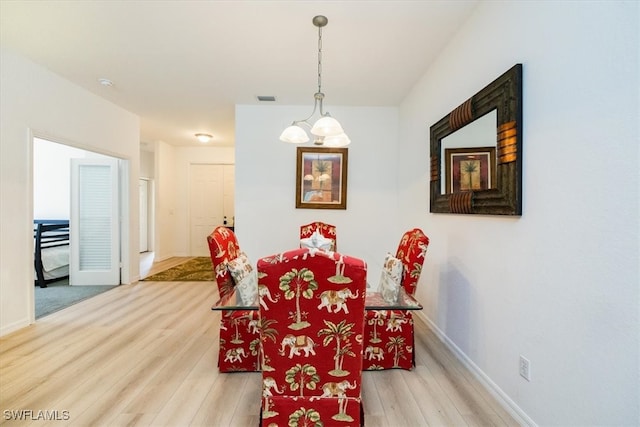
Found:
440,109 -> 497,194
430,64 -> 522,216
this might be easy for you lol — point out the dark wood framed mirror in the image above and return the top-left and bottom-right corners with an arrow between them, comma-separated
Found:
430,64 -> 523,215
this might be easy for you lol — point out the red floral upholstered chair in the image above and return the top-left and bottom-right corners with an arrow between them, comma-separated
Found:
207,226 -> 261,372
362,228 -> 429,371
299,221 -> 337,251
257,248 -> 366,426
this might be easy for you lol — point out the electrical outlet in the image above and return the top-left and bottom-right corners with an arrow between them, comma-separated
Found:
519,355 -> 531,381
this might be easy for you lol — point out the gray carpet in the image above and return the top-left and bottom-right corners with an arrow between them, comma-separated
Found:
35,279 -> 116,319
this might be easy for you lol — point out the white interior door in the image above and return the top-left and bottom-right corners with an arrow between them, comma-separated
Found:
70,158 -> 120,286
189,164 -> 230,256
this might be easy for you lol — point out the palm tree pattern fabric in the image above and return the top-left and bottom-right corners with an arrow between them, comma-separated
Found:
207,226 -> 261,372
300,221 -> 337,252
362,228 -> 430,371
258,248 -> 366,426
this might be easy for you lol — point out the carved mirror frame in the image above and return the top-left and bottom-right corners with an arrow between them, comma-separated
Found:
430,64 -> 523,215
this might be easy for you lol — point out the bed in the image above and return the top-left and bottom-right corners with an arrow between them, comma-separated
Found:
34,219 -> 70,288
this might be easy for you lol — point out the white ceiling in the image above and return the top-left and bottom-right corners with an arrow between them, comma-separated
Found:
0,0 -> 478,148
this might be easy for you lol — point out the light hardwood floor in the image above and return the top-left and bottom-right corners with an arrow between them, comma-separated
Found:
139,253 -> 193,280
1,258 -> 519,426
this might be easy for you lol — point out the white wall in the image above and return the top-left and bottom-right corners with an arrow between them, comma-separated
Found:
235,105 -> 401,276
33,140 -> 86,219
140,149 -> 154,179
33,139 -> 115,219
0,49 -> 140,335
399,1 -> 639,425
153,141 -> 177,262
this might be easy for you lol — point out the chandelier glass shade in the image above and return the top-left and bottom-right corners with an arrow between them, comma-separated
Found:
280,125 -> 309,143
280,15 -> 350,147
322,132 -> 351,147
311,116 -> 344,137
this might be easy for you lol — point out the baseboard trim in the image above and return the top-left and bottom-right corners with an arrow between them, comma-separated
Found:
0,318 -> 30,338
414,311 -> 537,427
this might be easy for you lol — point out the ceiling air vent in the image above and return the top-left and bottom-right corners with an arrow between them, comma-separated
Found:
257,95 -> 276,102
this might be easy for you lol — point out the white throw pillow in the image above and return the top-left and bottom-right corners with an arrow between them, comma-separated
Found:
300,229 -> 333,251
226,252 -> 258,306
379,253 -> 403,303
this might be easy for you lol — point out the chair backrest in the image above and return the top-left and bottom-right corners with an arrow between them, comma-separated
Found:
206,226 -> 241,298
395,228 -> 430,296
299,221 -> 337,251
257,248 -> 366,402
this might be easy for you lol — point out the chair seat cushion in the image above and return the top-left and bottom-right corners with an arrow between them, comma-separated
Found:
226,251 -> 258,305
379,253 -> 403,303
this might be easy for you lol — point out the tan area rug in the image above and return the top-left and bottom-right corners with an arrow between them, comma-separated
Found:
142,257 -> 214,281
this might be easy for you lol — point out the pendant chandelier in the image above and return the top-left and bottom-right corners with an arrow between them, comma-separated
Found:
280,15 -> 351,147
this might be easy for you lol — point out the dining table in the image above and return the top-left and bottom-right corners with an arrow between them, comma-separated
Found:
211,286 -> 423,312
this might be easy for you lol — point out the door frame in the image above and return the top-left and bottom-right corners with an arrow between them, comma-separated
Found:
139,178 -> 152,253
29,132 -> 130,321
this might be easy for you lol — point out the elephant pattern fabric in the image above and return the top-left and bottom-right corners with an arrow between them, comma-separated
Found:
299,221 -> 337,252
362,228 -> 429,371
257,248 -> 366,426
207,226 -> 261,372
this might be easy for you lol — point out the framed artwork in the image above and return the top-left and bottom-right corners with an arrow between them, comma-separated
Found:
296,147 -> 348,209
445,147 -> 496,194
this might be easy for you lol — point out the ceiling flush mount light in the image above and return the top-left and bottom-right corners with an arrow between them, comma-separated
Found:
195,133 -> 212,143
279,15 -> 350,147
98,78 -> 113,87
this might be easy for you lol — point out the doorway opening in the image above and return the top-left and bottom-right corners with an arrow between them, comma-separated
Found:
33,137 -> 124,319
